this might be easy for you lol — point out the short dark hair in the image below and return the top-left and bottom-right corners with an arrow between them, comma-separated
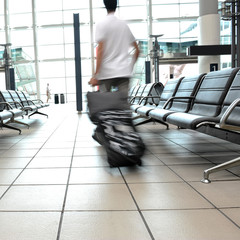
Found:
103,0 -> 117,12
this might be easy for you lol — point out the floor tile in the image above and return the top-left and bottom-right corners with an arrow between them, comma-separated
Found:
10,142 -> 44,149
43,141 -> 74,149
0,186 -> 8,197
27,156 -> 71,168
72,156 -> 109,167
73,147 -> 107,156
169,164 -> 239,182
0,158 -> 31,168
65,184 -> 136,210
182,143 -> 234,153
129,182 -> 213,210
1,105 -> 240,239
147,145 -> 190,154
0,212 -> 60,240
0,185 -> 66,211
199,153 -> 240,164
190,181 -> 240,208
141,154 -> 164,166
14,168 -> 69,185
143,209 -> 240,240
0,169 -> 22,184
0,149 -> 39,158
221,208 -> 240,227
69,167 -> 123,184
157,155 -> 210,165
36,148 -> 73,157
60,211 -> 152,240
120,165 -> 182,183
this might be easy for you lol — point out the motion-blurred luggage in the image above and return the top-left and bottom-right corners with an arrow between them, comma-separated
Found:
93,110 -> 145,167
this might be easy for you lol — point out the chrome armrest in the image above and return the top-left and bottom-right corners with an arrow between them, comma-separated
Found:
217,98 -> 240,129
162,96 -> 194,109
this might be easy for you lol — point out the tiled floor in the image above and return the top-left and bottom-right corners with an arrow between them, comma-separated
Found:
0,104 -> 240,240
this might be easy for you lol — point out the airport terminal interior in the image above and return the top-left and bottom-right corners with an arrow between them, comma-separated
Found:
0,0 -> 240,239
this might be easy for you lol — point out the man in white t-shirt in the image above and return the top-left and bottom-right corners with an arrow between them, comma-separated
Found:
89,0 -> 139,100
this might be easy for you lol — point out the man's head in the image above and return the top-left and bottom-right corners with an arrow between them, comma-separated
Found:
103,0 -> 117,12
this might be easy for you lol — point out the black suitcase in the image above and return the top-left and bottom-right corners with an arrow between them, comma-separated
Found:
93,110 -> 145,167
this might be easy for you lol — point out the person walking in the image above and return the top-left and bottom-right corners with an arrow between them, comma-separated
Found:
46,83 -> 51,103
89,0 -> 139,102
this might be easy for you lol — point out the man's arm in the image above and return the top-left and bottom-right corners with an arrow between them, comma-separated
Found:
89,41 -> 104,86
132,41 -> 140,65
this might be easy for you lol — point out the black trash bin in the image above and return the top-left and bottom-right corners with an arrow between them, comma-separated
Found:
60,93 -> 65,104
54,94 -> 59,104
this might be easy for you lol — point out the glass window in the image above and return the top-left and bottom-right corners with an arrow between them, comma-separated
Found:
11,29 -> 34,46
0,1 -> 4,15
92,0 -> 105,8
63,27 -> 74,44
152,21 -> 180,38
92,8 -> 107,23
152,4 -> 179,19
0,16 -> 4,29
64,25 -> 91,44
180,3 -> 199,17
0,31 -> 5,43
38,27 -> 64,45
35,0 -> 62,12
63,9 -> 90,24
180,0 -> 198,3
38,45 -> 65,60
180,20 -> 198,38
64,44 -> 75,59
152,0 -> 178,4
47,77 -> 66,93
19,46 -> 35,60
63,0 -> 89,10
39,61 -> 65,78
81,59 -> 92,76
119,0 -> 146,6
128,22 -> 148,40
9,0 -> 32,14
119,6 -> 147,20
37,12 -> 63,26
65,61 -> 75,77
9,13 -> 32,28
65,77 -> 76,94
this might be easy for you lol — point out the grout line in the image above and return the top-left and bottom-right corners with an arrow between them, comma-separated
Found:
139,124 -> 240,229
119,167 -> 155,240
0,115 -> 73,201
56,116 -> 80,240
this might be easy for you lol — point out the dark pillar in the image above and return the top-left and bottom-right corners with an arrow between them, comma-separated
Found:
145,61 -> 151,84
73,13 -> 82,112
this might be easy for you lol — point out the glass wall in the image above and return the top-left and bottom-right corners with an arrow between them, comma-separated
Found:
1,0 -> 231,107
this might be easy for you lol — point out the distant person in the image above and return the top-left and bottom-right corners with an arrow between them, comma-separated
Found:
46,83 -> 51,103
88,0 -> 139,102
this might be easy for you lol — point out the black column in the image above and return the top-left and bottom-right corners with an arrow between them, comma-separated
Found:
73,13 -> 83,112
145,61 -> 151,84
9,68 -> 15,90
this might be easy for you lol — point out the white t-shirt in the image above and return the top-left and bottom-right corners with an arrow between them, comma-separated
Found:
95,13 -> 136,80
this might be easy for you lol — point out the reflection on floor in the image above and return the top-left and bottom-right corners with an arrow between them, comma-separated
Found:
0,104 -> 239,240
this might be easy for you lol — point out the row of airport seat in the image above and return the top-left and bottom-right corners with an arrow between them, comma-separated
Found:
0,90 -> 48,134
130,68 -> 240,183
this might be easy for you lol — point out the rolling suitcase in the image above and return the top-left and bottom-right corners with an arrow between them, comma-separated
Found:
93,110 -> 145,167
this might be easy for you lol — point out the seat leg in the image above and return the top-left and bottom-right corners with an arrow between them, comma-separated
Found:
1,123 -> 21,134
133,117 -> 169,129
133,117 -> 153,126
13,119 -> 30,129
28,111 -> 48,118
201,156 -> 240,183
154,119 -> 169,129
